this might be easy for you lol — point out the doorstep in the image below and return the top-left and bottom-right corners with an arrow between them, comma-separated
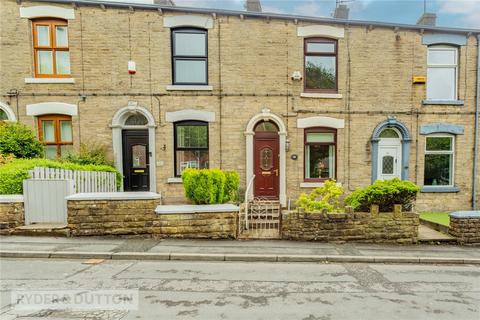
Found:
12,223 -> 70,237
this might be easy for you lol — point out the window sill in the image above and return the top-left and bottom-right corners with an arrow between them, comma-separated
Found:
166,85 -> 213,91
25,78 -> 75,84
420,186 -> 460,193
300,182 -> 342,188
300,93 -> 342,99
422,99 -> 464,106
167,177 -> 183,184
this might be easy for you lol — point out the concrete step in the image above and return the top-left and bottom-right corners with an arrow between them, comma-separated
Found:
12,223 -> 70,237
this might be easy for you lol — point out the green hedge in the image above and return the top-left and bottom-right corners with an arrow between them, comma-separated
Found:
344,178 -> 420,212
0,122 -> 43,158
181,168 -> 240,204
0,158 -> 122,194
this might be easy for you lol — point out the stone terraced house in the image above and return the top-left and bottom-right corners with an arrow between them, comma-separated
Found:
1,0 -> 479,212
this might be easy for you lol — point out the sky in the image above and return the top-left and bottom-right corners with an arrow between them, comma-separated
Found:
105,0 -> 480,29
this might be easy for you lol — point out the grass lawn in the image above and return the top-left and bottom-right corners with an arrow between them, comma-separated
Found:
419,212 -> 450,226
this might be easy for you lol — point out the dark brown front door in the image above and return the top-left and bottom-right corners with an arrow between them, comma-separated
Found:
254,130 -> 279,199
122,130 -> 149,191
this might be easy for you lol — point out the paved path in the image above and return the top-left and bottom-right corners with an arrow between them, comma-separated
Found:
1,236 -> 479,260
0,257 -> 479,320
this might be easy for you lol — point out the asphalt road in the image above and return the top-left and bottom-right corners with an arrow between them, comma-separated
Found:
0,258 -> 479,320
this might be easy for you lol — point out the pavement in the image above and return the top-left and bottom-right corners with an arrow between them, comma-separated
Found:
1,257 -> 479,319
1,235 -> 480,264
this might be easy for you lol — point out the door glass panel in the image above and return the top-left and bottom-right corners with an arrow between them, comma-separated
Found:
382,155 -> 394,174
0,109 -> 8,121
37,50 -> 53,74
44,145 -> 57,159
55,26 -> 68,47
59,120 -> 72,142
132,145 -> 147,168
125,114 -> 148,126
42,121 -> 55,142
254,121 -> 278,132
379,129 -> 399,138
260,148 -> 273,171
36,25 -> 50,46
55,51 -> 70,75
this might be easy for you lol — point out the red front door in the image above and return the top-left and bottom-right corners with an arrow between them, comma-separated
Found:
254,132 -> 279,199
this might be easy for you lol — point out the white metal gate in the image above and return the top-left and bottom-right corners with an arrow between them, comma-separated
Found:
23,179 -> 74,225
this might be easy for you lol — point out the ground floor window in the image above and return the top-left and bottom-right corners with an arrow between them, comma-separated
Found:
174,120 -> 209,176
424,135 -> 454,186
304,127 -> 336,181
38,114 -> 73,159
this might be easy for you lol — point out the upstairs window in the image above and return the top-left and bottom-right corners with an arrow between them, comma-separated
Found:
38,115 -> 73,159
32,19 -> 70,78
304,38 -> 337,92
174,121 -> 209,176
427,46 -> 457,100
304,127 -> 336,181
172,28 -> 208,85
424,135 -> 454,187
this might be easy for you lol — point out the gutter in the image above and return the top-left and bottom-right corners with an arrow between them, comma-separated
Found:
473,35 -> 480,210
28,0 -> 480,35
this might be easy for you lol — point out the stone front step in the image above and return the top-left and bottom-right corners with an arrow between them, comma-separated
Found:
12,223 -> 70,237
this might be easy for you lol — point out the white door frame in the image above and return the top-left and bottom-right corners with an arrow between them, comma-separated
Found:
111,103 -> 157,192
245,108 -> 287,207
377,136 -> 402,180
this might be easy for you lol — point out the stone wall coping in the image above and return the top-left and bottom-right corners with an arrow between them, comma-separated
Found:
0,195 -> 24,203
450,211 -> 480,219
66,192 -> 161,201
155,204 -> 239,214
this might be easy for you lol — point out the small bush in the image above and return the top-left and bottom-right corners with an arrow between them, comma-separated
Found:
296,180 -> 344,212
344,178 -> 420,212
65,142 -> 113,166
0,122 -> 43,158
182,168 -> 240,204
0,158 -> 122,194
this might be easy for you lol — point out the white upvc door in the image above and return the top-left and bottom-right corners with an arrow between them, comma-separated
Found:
378,139 -> 402,181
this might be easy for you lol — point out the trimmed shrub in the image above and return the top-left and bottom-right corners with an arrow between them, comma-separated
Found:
182,168 -> 240,204
65,142 -> 113,166
0,158 -> 122,194
0,122 -> 43,158
296,180 -> 344,212
344,178 -> 420,212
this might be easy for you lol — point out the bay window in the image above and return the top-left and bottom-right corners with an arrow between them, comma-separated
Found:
304,128 -> 336,181
171,28 -> 208,85
426,46 -> 458,100
424,135 -> 454,186
174,121 -> 209,176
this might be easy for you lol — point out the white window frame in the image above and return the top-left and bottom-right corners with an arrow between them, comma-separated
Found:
424,134 -> 455,187
426,45 -> 458,101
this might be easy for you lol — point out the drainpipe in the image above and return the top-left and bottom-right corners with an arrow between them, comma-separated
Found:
473,35 -> 480,210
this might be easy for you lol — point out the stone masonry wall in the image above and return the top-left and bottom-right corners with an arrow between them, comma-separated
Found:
450,216 -> 480,244
0,202 -> 24,234
282,206 -> 419,244
67,199 -> 237,239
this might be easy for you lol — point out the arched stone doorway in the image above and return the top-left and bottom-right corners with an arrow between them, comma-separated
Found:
111,102 -> 156,192
371,117 -> 411,182
245,109 -> 287,206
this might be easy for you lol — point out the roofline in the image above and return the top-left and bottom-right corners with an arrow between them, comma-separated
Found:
25,0 -> 480,35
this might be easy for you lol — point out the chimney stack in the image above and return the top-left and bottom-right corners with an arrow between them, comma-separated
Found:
154,0 -> 175,6
416,12 -> 436,26
333,4 -> 349,19
245,0 -> 262,12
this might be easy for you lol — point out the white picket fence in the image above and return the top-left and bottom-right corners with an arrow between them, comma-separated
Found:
29,167 -> 117,193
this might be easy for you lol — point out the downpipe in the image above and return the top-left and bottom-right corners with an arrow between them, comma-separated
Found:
473,35 -> 480,210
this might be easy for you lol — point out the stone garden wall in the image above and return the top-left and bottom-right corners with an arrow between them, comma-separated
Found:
449,212 -> 480,244
282,205 -> 419,244
0,196 -> 24,234
66,193 -> 238,239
